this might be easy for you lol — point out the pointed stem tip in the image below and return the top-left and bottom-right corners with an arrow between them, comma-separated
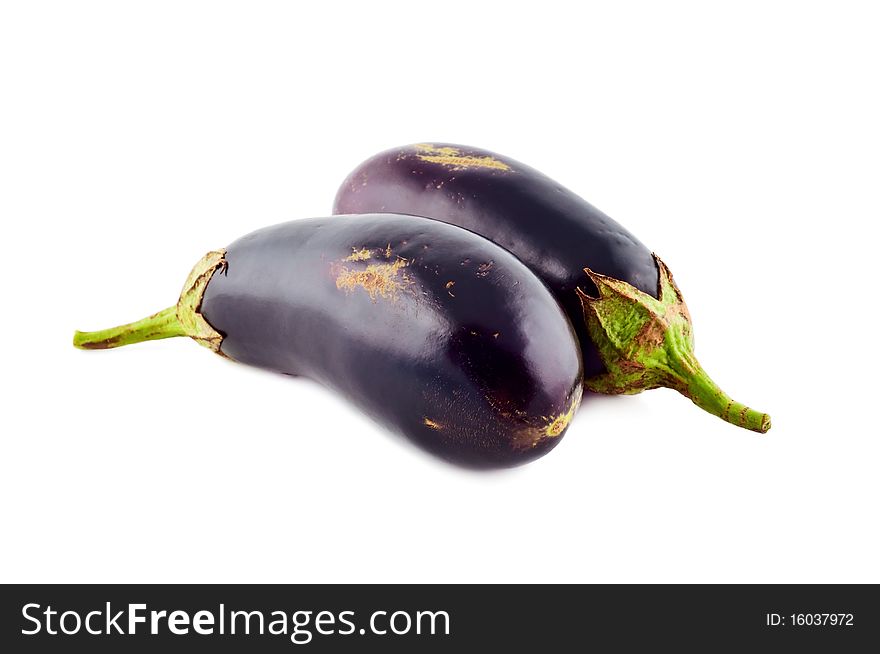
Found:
668,348 -> 771,434
73,306 -> 185,350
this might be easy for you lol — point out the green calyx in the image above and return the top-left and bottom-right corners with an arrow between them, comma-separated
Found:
577,255 -> 771,433
73,249 -> 227,353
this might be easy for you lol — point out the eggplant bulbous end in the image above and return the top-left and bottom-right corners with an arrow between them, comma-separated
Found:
74,215 -> 585,468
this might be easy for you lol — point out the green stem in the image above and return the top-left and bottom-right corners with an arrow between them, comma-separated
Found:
73,306 -> 185,350
73,249 -> 227,354
665,337 -> 771,433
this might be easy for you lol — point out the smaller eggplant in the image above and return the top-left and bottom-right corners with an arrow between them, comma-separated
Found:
73,214 -> 583,468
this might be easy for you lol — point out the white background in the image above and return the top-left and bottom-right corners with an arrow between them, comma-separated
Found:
1,1 -> 877,583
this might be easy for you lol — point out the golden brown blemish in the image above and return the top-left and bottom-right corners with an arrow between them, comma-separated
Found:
414,143 -> 512,172
335,258 -> 412,301
543,402 -> 577,438
511,428 -> 541,451
445,280 -> 455,297
344,248 -> 372,262
384,243 -> 392,258
511,387 -> 582,450
415,144 -> 459,156
423,418 -> 442,430
476,261 -> 494,277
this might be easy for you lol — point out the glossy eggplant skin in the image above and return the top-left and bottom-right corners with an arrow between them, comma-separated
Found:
334,144 -> 659,379
200,214 -> 582,468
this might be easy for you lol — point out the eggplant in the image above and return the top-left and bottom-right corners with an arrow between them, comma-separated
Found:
334,143 -> 770,433
73,214 -> 583,468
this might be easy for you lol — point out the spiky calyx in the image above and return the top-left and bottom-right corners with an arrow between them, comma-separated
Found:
577,256 -> 771,433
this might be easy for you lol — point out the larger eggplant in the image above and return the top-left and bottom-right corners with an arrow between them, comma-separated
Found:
74,214 -> 583,468
334,143 -> 770,433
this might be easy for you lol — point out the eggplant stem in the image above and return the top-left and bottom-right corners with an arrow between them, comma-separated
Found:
73,306 -> 184,349
579,254 -> 771,434
663,331 -> 771,433
73,249 -> 227,353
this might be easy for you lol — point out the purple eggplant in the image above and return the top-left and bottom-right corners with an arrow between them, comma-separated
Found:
74,214 -> 583,468
335,144 -> 770,433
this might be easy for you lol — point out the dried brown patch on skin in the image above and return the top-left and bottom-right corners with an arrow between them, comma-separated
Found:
344,248 -> 372,262
445,280 -> 455,297
543,402 -> 578,438
476,261 -> 494,277
415,144 -> 459,157
511,386 -> 583,450
413,143 -> 512,172
423,418 -> 442,430
510,428 -> 543,451
335,258 -> 412,301
384,243 -> 392,259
